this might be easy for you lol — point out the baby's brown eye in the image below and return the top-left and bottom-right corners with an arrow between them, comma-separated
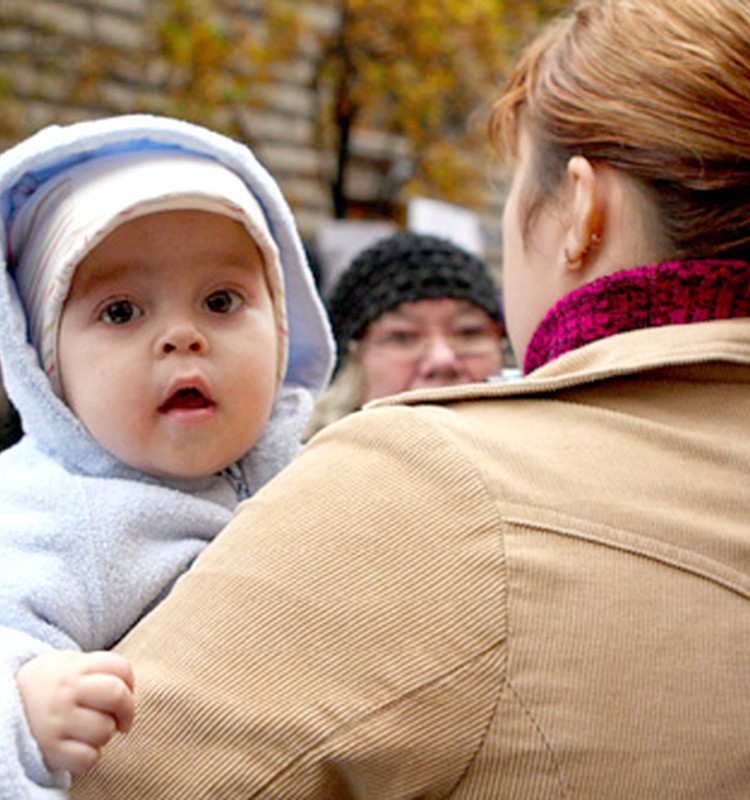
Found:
205,289 -> 242,314
101,300 -> 142,325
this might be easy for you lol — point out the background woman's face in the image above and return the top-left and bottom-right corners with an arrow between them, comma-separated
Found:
358,298 -> 503,402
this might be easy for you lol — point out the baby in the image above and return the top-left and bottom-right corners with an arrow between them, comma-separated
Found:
0,115 -> 333,798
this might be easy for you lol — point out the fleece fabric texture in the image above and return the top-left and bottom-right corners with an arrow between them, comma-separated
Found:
0,115 -> 334,799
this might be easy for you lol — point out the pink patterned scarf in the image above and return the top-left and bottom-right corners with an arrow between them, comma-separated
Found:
524,259 -> 750,374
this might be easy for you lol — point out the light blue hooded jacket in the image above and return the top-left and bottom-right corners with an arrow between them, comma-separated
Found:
0,115 -> 334,798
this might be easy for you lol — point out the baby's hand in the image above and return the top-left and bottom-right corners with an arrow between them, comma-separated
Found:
16,650 -> 135,774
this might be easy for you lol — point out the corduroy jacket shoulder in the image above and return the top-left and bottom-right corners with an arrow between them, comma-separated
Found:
76,318 -> 750,799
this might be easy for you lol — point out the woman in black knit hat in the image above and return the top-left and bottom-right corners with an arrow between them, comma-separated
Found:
307,231 -> 505,435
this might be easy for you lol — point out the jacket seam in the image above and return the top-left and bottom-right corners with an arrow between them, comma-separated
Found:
414,405 -> 515,796
249,639 -> 507,799
504,679 -> 571,798
415,405 -> 519,797
505,513 -> 750,600
251,407 -> 511,797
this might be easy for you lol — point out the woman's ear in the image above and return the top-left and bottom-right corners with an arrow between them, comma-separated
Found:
562,156 -> 602,272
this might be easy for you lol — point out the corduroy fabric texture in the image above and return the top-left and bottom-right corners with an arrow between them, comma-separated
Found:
74,317 -> 750,799
327,232 -> 502,366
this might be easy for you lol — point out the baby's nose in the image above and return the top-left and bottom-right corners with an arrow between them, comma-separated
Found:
157,325 -> 209,356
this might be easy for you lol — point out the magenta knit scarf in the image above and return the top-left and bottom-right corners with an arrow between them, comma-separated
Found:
524,259 -> 750,374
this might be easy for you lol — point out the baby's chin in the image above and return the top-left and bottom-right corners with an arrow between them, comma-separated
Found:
115,447 -> 252,483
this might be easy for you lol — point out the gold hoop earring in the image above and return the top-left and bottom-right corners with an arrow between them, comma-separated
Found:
566,233 -> 602,267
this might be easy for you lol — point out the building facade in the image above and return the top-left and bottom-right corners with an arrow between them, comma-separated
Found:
0,0 -> 504,273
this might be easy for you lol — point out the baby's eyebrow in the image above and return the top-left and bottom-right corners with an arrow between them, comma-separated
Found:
68,262 -> 138,298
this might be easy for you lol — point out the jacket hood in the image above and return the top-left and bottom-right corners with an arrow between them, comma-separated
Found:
0,114 -> 334,477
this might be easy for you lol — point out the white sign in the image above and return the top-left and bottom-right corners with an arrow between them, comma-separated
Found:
315,220 -> 397,296
407,197 -> 484,256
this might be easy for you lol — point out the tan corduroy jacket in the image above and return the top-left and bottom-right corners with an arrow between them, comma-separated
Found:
75,320 -> 750,799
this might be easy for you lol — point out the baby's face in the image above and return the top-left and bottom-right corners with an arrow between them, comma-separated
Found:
58,210 -> 278,479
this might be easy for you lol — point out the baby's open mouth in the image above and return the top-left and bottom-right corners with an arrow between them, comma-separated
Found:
159,387 -> 214,413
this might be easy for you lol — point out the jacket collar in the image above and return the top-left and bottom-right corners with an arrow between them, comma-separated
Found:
371,318 -> 750,408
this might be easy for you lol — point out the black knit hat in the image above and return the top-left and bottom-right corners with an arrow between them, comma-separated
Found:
327,231 -> 502,364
